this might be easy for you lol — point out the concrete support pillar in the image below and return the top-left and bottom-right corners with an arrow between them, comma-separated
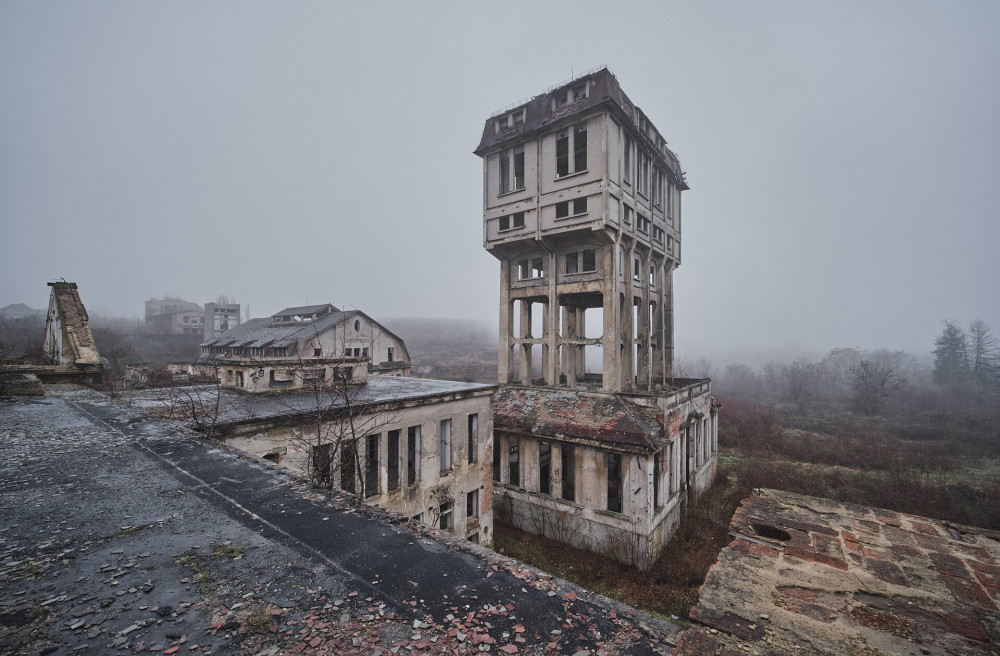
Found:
499,262 -> 513,384
519,300 -> 532,384
575,308 -> 586,384
664,267 -> 675,380
621,292 -> 633,392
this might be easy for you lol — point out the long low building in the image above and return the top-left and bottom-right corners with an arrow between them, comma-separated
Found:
131,375 -> 497,545
200,303 -> 410,387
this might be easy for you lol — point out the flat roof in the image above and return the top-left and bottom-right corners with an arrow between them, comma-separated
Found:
129,376 -> 497,427
676,489 -> 1000,655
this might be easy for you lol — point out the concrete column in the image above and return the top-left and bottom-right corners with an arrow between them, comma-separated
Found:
498,262 -> 512,384
637,252 -> 651,390
575,308 -> 585,385
519,300 -> 532,385
664,267 -> 675,380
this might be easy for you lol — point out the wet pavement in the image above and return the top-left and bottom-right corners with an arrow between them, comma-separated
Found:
0,386 -> 680,655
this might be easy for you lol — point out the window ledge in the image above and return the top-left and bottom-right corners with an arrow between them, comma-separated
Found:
555,169 -> 589,181
555,497 -> 582,509
498,188 -> 526,198
497,225 -> 526,233
596,508 -> 627,519
555,211 -> 588,222
564,270 -> 597,276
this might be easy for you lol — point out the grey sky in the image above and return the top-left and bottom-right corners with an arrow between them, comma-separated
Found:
2,1 -> 998,358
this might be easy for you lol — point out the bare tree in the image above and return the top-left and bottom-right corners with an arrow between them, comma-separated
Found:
286,333 -> 398,501
850,360 -> 898,416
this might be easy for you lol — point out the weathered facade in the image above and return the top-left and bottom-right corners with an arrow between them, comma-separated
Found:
203,302 -> 241,341
476,67 -> 687,392
201,303 -> 410,391
477,68 -> 717,568
179,376 -> 497,545
144,297 -> 205,336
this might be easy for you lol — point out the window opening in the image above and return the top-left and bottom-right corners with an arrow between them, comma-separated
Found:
467,490 -> 479,518
440,419 -> 452,472
539,441 -> 551,495
607,452 -> 623,513
388,430 -> 400,491
508,437 -> 520,487
365,434 -> 379,497
467,414 -> 478,464
561,445 -> 575,501
439,502 -> 453,530
407,425 -> 420,484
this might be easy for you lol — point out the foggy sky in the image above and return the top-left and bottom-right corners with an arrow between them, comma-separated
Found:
2,1 -> 998,359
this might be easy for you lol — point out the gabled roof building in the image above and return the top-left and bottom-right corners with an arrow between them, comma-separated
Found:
200,303 -> 410,391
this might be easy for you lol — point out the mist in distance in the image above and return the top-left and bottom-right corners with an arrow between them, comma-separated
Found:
1,1 -> 998,364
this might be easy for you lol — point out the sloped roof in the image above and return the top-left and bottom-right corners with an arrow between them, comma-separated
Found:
272,303 -> 338,318
492,386 -> 663,452
474,67 -> 687,190
201,309 -> 360,350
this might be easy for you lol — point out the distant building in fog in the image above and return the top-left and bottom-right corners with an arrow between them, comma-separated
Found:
203,302 -> 241,341
144,297 -> 204,336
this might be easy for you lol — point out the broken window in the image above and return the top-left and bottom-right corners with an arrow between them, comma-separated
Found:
624,136 -> 632,183
538,441 -> 551,495
365,434 -> 379,497
556,130 -> 569,177
439,502 -> 453,530
493,435 -> 502,481
513,146 -> 524,190
561,445 -> 575,502
467,414 -> 478,464
440,419 -> 452,472
606,453 -> 623,514
498,212 -> 525,231
555,123 -> 587,178
637,215 -> 650,233
649,265 -> 656,286
574,124 -> 587,172
566,252 -> 578,274
341,441 -> 357,494
313,348 -> 322,357
466,490 -> 479,518
518,258 -> 544,280
555,198 -> 587,219
407,425 -> 421,484
362,347 -> 369,357
499,150 -> 510,194
566,249 -> 596,275
388,430 -> 400,491
653,226 -> 664,243
634,257 -> 641,281
387,347 -> 394,362
624,205 -> 632,226
312,443 -> 332,488
508,437 -> 520,487
654,448 -> 662,508
666,235 -> 674,252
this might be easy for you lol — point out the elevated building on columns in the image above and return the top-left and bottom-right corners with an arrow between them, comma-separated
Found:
475,68 -> 718,569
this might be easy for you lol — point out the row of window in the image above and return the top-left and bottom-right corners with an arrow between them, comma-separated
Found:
319,413 -> 480,501
494,440 -> 630,513
622,135 -> 674,213
414,488 -> 479,533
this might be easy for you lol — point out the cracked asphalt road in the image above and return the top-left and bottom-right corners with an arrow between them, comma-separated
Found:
0,386 -> 679,655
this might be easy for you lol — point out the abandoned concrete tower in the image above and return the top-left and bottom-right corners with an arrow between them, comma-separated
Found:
476,68 -> 718,569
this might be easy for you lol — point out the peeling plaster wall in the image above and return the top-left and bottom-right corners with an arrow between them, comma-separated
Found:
492,383 -> 718,569
224,392 -> 494,544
